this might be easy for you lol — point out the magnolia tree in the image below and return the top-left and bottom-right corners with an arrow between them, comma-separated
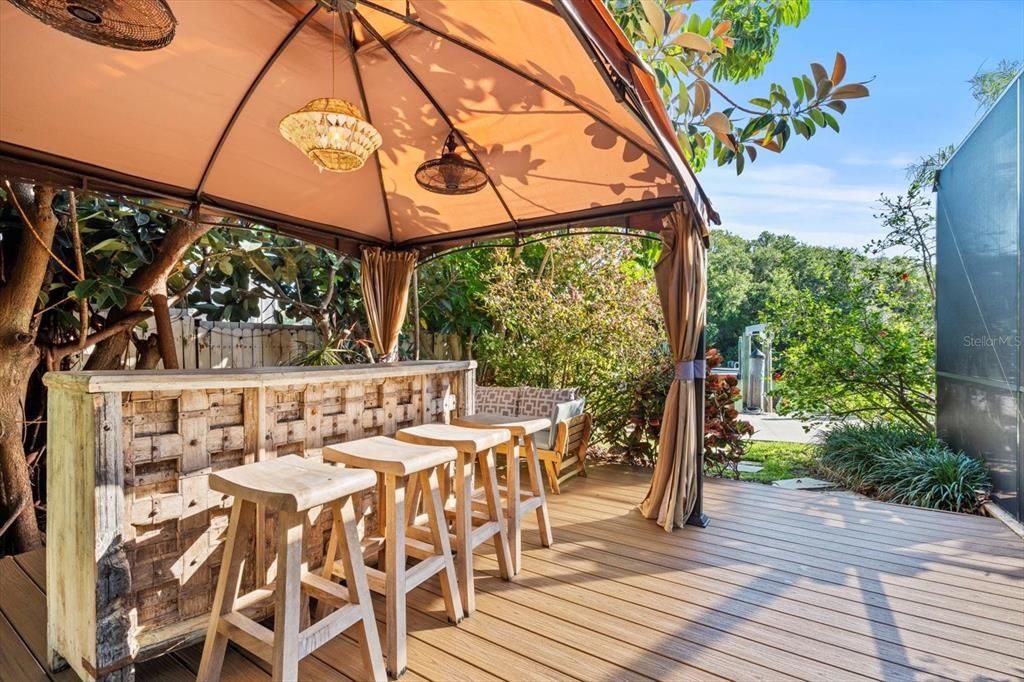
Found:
610,0 -> 870,172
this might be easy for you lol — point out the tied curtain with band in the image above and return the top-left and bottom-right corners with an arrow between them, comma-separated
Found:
637,203 -> 709,530
360,247 -> 417,362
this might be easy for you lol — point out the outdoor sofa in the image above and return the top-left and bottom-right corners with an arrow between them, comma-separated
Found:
474,386 -> 593,493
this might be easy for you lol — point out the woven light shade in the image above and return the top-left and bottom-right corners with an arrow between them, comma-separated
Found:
7,0 -> 176,51
279,98 -> 382,173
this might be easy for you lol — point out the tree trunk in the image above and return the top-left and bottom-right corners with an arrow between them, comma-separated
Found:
0,183 -> 58,552
86,219 -> 209,370
150,291 -> 179,369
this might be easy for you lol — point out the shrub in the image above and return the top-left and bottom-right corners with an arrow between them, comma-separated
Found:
865,445 -> 990,513
816,421 -> 937,490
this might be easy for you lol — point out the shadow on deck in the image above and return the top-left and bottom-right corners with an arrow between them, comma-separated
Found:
3,464 -> 1023,681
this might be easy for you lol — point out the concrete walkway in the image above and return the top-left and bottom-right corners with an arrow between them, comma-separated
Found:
743,413 -> 826,444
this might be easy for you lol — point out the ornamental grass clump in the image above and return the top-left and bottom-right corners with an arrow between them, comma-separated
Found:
865,445 -> 990,514
816,421 -> 937,490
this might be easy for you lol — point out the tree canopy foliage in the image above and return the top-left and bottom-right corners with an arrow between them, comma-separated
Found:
608,0 -> 869,173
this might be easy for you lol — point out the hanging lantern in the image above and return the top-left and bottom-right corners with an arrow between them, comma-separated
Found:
279,98 -> 382,173
8,0 -> 176,51
415,131 -> 487,195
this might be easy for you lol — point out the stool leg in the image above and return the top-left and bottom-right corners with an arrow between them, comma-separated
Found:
384,473 -> 407,678
197,499 -> 256,682
272,511 -> 304,682
317,503 -> 343,621
525,435 -> 554,547
421,466 -> 463,623
336,496 -> 387,682
506,438 -> 522,575
480,448 -> 514,581
454,451 -> 475,614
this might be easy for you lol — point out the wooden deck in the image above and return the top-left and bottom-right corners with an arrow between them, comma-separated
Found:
3,464 -> 1023,681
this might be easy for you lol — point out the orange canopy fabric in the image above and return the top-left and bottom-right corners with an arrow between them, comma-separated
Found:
0,0 -> 714,252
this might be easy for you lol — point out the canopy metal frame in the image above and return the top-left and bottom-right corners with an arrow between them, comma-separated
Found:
0,0 -> 712,255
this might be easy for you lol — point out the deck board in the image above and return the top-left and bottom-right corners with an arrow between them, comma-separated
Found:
2,464 -> 1022,682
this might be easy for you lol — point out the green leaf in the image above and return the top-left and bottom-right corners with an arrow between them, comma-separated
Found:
218,260 -> 234,276
749,97 -> 772,109
809,107 -> 826,127
87,237 -> 131,254
822,111 -> 840,132
792,76 -> 805,103
802,75 -> 816,100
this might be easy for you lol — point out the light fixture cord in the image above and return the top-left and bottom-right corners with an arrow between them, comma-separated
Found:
331,10 -> 337,98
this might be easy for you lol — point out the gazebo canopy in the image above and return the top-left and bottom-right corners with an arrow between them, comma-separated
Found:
0,0 -> 715,253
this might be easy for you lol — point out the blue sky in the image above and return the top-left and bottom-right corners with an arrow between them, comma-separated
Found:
693,0 -> 1024,248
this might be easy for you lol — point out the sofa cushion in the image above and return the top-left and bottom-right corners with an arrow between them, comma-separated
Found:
534,397 -> 586,450
475,386 -> 521,417
517,386 -> 578,419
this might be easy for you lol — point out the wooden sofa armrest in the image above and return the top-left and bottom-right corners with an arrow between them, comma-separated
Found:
538,413 -> 592,493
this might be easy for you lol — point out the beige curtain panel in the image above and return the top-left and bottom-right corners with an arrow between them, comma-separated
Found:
360,247 -> 417,362
637,203 -> 708,530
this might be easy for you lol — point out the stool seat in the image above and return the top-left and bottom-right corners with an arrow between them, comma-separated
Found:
209,455 -> 377,513
453,414 -> 551,437
397,423 -> 510,453
324,436 -> 456,475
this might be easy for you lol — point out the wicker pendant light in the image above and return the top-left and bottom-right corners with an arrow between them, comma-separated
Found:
279,4 -> 381,173
279,98 -> 382,173
415,131 -> 487,195
8,0 -> 176,51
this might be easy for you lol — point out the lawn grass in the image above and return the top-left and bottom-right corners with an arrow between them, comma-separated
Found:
737,440 -> 817,483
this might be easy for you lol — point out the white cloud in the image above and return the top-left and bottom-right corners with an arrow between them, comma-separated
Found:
697,162 -> 904,248
840,152 -> 916,169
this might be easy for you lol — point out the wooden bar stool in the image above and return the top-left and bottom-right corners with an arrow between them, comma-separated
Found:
395,424 -> 514,615
323,436 -> 463,678
453,414 -> 554,574
197,455 -> 386,682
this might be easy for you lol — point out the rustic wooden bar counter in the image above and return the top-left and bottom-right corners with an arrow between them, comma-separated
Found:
42,361 -> 475,681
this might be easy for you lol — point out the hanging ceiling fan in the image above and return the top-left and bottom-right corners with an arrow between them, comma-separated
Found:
7,0 -> 176,51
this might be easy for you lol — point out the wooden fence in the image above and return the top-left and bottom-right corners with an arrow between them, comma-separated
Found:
69,312 -> 320,370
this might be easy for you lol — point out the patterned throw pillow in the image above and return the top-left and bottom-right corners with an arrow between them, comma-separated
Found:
517,387 -> 578,419
475,386 -> 521,417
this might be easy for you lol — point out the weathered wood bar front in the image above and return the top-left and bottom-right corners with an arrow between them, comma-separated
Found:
42,361 -> 475,681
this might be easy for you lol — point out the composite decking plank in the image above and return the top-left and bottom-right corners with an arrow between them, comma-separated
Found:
587,466 -> 1015,537
404,582 -> 641,682
173,644 -> 272,680
420,573 -> 740,682
5,464 -> 1023,682
367,595 -> 503,682
0,557 -> 60,678
565,484 -> 1024,595
698,485 -> 1024,556
1,611 -> 51,682
544,504 -> 1024,640
585,466 -> 1024,548
698,503 -> 1024,581
509,530 -> 1020,681
552,489 -> 1024,616
466,550 -> 937,682
396,587 -> 577,682
518,527 -> 1024,677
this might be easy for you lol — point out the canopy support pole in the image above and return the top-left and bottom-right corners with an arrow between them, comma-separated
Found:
686,324 -> 710,528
